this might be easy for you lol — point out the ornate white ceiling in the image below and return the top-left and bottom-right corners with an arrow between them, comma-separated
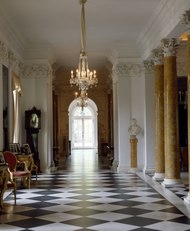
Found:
0,0 -> 189,69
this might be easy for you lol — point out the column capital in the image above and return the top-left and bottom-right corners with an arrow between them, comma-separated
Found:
182,10 -> 190,33
143,60 -> 154,74
0,39 -> 9,66
8,50 -> 22,76
161,38 -> 179,57
151,48 -> 164,65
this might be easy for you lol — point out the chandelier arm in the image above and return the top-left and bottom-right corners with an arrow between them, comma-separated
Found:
81,0 -> 86,52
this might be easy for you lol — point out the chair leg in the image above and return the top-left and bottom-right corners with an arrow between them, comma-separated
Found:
35,168 -> 38,181
13,184 -> 16,205
28,176 -> 31,189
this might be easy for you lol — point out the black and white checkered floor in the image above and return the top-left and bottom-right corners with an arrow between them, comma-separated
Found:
1,150 -> 190,231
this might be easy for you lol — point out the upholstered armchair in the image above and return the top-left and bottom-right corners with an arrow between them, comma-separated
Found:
0,166 -> 16,207
3,151 -> 31,189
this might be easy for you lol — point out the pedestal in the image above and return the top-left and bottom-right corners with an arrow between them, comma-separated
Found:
130,136 -> 138,172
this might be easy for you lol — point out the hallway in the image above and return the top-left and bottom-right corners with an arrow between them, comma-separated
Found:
1,150 -> 190,230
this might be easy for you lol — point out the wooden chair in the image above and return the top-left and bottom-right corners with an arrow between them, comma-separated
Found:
30,157 -> 38,181
0,166 -> 16,207
3,151 -> 31,189
22,144 -> 38,180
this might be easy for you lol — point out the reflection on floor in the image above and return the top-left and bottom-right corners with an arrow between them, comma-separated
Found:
1,149 -> 190,231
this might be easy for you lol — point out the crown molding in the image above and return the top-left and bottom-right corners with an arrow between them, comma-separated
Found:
0,5 -> 55,64
20,60 -> 52,79
0,5 -> 26,57
138,0 -> 190,60
112,62 -> 144,79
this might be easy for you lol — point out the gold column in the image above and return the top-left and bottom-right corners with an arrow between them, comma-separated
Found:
152,48 -> 165,180
130,136 -> 138,171
161,38 -> 181,186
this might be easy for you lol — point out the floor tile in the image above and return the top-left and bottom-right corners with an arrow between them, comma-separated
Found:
1,150 -> 190,230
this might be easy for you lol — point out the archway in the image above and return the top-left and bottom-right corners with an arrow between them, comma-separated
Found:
68,98 -> 98,152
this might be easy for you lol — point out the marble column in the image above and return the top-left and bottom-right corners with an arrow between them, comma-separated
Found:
130,136 -> 138,171
111,73 -> 119,171
161,38 -> 181,186
182,10 -> 190,204
152,48 -> 165,181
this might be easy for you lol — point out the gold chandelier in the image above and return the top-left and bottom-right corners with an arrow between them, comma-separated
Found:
75,90 -> 88,110
70,0 -> 98,92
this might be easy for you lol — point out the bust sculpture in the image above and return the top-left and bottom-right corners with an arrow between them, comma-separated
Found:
128,118 -> 142,137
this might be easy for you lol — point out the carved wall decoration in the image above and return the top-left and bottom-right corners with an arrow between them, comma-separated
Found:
113,63 -> 144,78
151,48 -> 164,65
8,50 -> 22,76
0,40 -> 9,65
161,38 -> 179,57
21,63 -> 52,79
143,60 -> 154,74
0,38 -> 23,75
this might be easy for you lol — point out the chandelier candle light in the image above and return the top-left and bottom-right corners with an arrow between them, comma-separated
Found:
75,90 -> 88,110
70,0 -> 98,92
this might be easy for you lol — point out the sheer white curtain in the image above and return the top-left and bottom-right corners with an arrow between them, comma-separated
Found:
12,73 -> 22,143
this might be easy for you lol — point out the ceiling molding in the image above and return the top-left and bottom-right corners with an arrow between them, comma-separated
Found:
138,0 -> 190,60
0,4 -> 26,57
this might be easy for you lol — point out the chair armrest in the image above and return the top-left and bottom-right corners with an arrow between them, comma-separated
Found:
16,161 -> 29,172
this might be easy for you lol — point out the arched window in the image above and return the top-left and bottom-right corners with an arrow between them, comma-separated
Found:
68,98 -> 98,151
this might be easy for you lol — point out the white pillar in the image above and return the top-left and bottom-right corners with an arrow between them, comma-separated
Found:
143,60 -> 155,173
112,63 -> 132,173
21,62 -> 53,173
112,73 -> 119,171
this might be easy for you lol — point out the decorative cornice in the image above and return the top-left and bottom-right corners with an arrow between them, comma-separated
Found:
161,38 -> 179,57
20,63 -> 52,79
143,60 -> 154,74
111,72 -> 118,84
0,39 -> 9,65
0,37 -> 53,79
151,48 -> 164,65
182,10 -> 190,32
0,38 -> 22,75
112,63 -> 144,78
9,50 -> 22,75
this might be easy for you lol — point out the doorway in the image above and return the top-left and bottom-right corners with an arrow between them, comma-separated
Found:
69,98 -> 98,151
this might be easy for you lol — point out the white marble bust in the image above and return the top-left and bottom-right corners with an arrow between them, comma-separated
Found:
128,118 -> 142,137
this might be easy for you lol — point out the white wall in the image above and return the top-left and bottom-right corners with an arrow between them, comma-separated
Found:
20,63 -> 53,173
117,75 -> 131,172
143,70 -> 155,173
112,60 -> 156,173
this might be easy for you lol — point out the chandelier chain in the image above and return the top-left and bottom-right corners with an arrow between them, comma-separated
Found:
70,0 -> 98,93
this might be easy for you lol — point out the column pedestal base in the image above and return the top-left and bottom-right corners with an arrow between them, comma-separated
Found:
112,160 -> 118,172
152,173 -> 165,181
129,168 -> 137,173
161,178 -> 182,187
184,192 -> 190,204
